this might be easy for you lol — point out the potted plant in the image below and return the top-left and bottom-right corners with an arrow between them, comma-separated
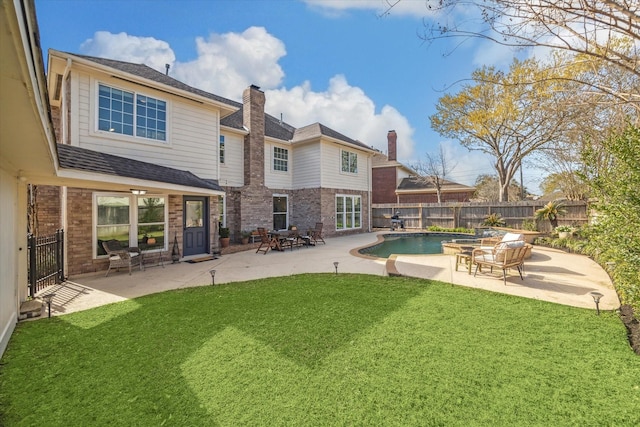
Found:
241,230 -> 251,245
219,227 -> 230,248
555,225 -> 573,239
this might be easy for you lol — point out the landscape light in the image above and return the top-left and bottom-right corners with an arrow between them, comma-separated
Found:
333,262 -> 339,275
209,269 -> 216,286
590,291 -> 604,315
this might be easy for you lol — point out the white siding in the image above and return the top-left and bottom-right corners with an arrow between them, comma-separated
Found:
292,143 -> 321,188
320,142 -> 371,191
0,169 -> 20,356
74,73 -> 219,180
219,132 -> 244,187
264,141 -> 292,189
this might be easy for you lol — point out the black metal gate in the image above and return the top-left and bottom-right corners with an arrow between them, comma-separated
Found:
27,229 -> 65,297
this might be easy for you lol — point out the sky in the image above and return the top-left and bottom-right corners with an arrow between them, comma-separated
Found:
34,0 -> 545,191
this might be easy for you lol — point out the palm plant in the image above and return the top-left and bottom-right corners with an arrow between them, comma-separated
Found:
535,200 -> 567,229
482,213 -> 506,227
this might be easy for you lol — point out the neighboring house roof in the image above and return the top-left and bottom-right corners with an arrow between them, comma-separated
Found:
371,151 -> 417,174
58,51 -> 240,113
57,144 -> 223,191
396,176 -> 475,193
293,123 -> 374,152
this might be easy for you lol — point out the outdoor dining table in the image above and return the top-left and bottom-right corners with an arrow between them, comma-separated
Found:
268,230 -> 298,251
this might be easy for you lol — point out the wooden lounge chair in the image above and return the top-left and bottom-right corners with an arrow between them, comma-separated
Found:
309,222 -> 325,245
256,227 -> 280,254
102,240 -> 142,276
472,239 -> 527,285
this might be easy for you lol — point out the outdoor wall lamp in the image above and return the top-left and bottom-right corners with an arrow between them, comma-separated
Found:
130,189 -> 147,195
590,291 -> 604,315
209,269 -> 216,286
333,262 -> 339,275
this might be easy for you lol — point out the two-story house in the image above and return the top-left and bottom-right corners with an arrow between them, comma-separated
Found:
42,50 -> 374,276
372,130 -> 475,204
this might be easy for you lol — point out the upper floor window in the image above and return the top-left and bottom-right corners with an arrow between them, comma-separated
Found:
98,84 -> 166,142
341,150 -> 358,173
274,146 -> 288,172
219,135 -> 225,164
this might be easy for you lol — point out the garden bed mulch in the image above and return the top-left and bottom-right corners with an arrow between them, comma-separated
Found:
620,304 -> 640,355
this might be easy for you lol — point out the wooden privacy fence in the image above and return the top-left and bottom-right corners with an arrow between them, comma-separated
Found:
372,201 -> 589,232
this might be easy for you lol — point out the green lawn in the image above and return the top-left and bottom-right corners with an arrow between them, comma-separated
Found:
1,274 -> 638,426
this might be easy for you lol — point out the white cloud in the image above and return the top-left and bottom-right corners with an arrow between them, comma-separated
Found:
80,31 -> 176,73
265,75 -> 415,159
302,0 -> 434,18
172,26 -> 286,99
77,28 -> 417,158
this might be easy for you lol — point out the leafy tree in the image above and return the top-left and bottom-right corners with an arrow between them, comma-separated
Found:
431,58 -> 568,201
540,172 -> 589,201
582,124 -> 640,312
473,174 -> 526,202
405,0 -> 640,108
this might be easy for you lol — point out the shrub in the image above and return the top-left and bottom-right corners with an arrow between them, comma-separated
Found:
482,213 -> 506,227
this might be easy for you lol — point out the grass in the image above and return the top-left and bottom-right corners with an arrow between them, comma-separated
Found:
1,274 -> 639,426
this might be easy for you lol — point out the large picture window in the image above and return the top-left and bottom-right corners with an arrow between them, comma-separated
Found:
336,194 -> 361,231
273,146 -> 288,172
98,83 -> 166,142
95,194 -> 167,257
341,150 -> 358,173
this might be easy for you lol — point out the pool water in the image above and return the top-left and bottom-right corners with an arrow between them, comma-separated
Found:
359,233 -> 473,258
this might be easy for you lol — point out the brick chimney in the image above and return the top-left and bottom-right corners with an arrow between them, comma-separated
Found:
243,85 -> 265,187
387,130 -> 397,161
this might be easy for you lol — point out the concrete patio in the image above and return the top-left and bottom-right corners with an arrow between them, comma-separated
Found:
33,231 -> 620,318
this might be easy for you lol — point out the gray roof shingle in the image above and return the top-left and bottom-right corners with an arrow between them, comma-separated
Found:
57,144 -> 223,191
70,52 -> 241,109
397,176 -> 475,192
65,52 -> 372,153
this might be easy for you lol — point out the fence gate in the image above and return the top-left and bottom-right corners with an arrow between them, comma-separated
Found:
27,229 -> 65,297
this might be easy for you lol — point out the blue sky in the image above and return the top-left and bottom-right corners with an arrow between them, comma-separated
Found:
35,0 -> 543,190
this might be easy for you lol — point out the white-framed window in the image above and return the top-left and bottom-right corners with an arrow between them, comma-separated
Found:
219,135 -> 225,164
273,194 -> 288,230
341,150 -> 358,174
98,83 -> 167,142
273,146 -> 288,172
95,193 -> 167,257
336,194 -> 361,230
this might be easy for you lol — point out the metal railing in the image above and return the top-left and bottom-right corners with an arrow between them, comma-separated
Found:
27,229 -> 65,297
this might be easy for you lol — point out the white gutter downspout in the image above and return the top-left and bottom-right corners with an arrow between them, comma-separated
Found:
60,58 -> 72,277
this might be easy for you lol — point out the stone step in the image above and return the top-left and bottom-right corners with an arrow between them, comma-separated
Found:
19,299 -> 43,320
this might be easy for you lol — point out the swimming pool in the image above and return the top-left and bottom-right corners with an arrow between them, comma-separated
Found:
358,233 -> 475,258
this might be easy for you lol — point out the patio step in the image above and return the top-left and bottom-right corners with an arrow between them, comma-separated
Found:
19,299 -> 43,320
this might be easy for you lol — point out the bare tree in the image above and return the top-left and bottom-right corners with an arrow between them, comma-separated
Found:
410,144 -> 457,203
384,0 -> 640,108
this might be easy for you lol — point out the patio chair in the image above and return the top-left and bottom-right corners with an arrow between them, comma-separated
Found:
309,222 -> 325,245
472,239 -> 527,285
256,227 -> 279,254
102,240 -> 142,277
